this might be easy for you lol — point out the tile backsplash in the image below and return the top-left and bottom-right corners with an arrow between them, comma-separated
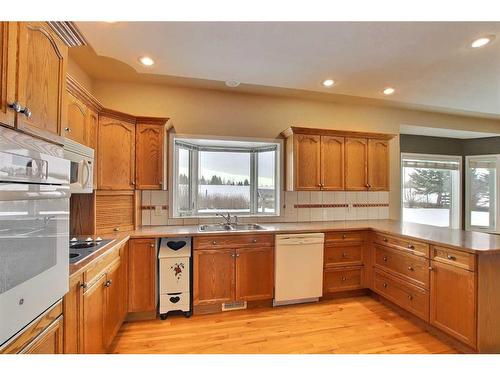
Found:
140,190 -> 389,226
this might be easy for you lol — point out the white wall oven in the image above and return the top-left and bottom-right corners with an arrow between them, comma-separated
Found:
0,128 -> 70,346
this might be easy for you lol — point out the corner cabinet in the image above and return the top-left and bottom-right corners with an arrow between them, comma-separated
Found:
283,127 -> 394,191
97,114 -> 136,190
135,119 -> 167,190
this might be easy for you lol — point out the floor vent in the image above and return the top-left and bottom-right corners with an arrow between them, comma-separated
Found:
222,301 -> 247,311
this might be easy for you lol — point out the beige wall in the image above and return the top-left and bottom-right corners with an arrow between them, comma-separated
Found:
67,57 -> 94,93
91,79 -> 500,220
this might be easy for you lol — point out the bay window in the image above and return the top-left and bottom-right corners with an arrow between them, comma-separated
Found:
172,137 -> 280,217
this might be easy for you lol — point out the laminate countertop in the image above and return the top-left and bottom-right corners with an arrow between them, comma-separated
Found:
69,219 -> 500,276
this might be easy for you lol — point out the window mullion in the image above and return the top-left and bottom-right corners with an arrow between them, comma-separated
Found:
191,149 -> 199,216
250,152 -> 258,215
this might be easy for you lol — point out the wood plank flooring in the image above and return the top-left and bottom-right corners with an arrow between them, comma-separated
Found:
109,296 -> 459,354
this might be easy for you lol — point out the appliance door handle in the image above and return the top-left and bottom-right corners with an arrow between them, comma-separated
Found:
81,161 -> 91,188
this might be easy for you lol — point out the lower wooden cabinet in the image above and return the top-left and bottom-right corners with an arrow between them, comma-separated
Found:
83,273 -> 106,354
128,238 -> 157,314
324,266 -> 364,293
193,237 -> 274,308
430,260 -> 477,348
20,317 -> 63,354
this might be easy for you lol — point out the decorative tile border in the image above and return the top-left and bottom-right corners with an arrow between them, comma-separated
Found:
142,205 -> 169,210
294,203 -> 349,209
353,203 -> 389,208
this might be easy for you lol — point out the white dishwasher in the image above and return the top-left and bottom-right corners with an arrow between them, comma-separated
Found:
274,233 -> 325,306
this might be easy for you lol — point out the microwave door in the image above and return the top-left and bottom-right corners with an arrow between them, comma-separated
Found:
0,189 -> 69,346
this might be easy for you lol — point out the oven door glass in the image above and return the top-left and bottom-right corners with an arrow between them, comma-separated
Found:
0,192 -> 69,345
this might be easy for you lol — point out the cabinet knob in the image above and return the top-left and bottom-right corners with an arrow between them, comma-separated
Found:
212,240 -> 217,245
342,252 -> 348,258
20,106 -> 32,118
428,266 -> 434,271
447,254 -> 456,261
383,282 -> 388,288
341,276 -> 347,281
113,227 -> 120,232
342,234 -> 347,239
252,239 -> 257,243
408,266 -> 414,271
150,244 -> 155,248
407,295 -> 413,301
407,244 -> 415,250
8,101 -> 22,113
80,282 -> 87,289
64,127 -> 71,133
383,256 -> 388,262
104,280 -> 112,287
383,237 -> 388,242
236,253 -> 240,257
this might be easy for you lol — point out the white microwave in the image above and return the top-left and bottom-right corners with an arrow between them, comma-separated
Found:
63,138 -> 94,194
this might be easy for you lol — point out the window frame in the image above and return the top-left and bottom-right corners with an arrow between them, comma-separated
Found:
465,155 -> 498,233
170,134 -> 282,218
400,153 -> 462,229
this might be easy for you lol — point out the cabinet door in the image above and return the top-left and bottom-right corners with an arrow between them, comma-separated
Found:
430,261 -> 477,348
294,134 -> 321,190
321,136 -> 344,190
193,249 -> 235,305
83,274 -> 106,354
95,191 -> 135,234
368,139 -> 390,190
87,109 -> 98,188
16,22 -> 67,143
345,138 -> 368,190
20,316 -> 63,354
63,272 -> 84,354
235,247 -> 274,301
0,22 -> 16,128
128,239 -> 156,313
97,115 -> 136,190
135,123 -> 164,190
104,260 -> 122,348
64,91 -> 87,144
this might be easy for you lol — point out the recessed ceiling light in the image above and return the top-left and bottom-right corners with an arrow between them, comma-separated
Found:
471,35 -> 495,48
225,80 -> 240,88
322,79 -> 335,87
138,56 -> 155,66
382,87 -> 395,96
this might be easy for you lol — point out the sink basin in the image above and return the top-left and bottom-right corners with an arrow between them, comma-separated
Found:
198,223 -> 265,232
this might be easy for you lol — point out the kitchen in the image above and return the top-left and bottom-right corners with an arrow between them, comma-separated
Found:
2,4 -> 500,371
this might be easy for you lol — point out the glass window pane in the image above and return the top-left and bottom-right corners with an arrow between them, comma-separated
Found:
469,160 -> 496,228
402,156 -> 460,228
197,151 -> 251,214
258,151 -> 276,214
176,147 -> 191,214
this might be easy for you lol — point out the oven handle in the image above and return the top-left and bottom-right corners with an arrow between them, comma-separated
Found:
0,186 -> 70,201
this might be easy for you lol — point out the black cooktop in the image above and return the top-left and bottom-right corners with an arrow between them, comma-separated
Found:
69,237 -> 115,264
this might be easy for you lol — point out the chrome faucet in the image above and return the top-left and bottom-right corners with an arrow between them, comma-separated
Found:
216,212 -> 232,225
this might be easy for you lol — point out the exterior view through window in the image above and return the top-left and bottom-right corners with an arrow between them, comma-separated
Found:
173,137 -> 280,217
466,156 -> 497,231
401,154 -> 461,228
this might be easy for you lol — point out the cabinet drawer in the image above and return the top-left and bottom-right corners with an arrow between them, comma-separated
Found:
324,243 -> 363,267
431,245 -> 476,271
323,266 -> 363,293
325,231 -> 365,244
374,269 -> 429,322
374,244 -> 430,289
193,234 -> 274,250
84,245 -> 120,286
373,232 -> 429,258
160,293 -> 190,313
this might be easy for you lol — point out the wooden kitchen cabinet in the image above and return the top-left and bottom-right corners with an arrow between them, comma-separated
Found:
293,134 -> 322,190
0,22 -> 16,129
367,139 -> 390,190
95,190 -> 135,234
321,136 -> 345,190
235,247 -> 274,301
16,22 -> 67,143
83,273 -> 106,354
135,121 -> 166,190
63,272 -> 84,354
104,259 -> 125,347
194,248 -> 236,305
345,137 -> 368,190
128,238 -> 157,313
430,260 -> 477,348
65,91 -> 87,144
97,114 -> 136,190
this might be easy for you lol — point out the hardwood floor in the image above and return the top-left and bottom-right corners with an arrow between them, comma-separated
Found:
109,296 -> 459,354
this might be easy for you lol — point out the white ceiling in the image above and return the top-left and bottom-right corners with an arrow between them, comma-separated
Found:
400,125 -> 499,139
76,22 -> 500,116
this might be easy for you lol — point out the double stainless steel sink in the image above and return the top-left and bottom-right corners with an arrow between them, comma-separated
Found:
198,223 -> 265,232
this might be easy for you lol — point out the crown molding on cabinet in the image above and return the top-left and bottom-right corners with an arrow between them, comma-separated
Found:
282,126 -> 396,140
47,22 -> 87,47
66,74 -> 103,112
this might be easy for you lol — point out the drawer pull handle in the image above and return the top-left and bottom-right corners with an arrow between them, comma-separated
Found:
252,239 -> 257,243
212,240 -> 217,245
407,244 -> 415,250
407,295 -> 413,301
447,254 -> 456,261
383,282 -> 388,288
114,227 -> 120,232
408,266 -> 414,271
150,244 -> 155,248
383,238 -> 388,242
169,296 -> 180,303
383,256 -> 388,262
342,234 -> 347,239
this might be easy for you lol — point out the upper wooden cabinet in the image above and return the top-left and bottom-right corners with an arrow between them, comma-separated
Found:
0,22 -> 16,129
135,120 -> 167,190
16,22 -> 67,143
283,127 -> 394,191
97,113 -> 136,190
65,91 -> 87,144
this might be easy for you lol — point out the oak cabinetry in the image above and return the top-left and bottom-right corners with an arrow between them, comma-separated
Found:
282,127 -> 394,191
95,190 -> 135,234
63,273 -> 84,353
82,273 -> 106,354
16,22 -> 67,143
324,266 -> 363,293
135,120 -> 166,190
193,235 -> 274,309
430,257 -> 477,348
128,238 -> 157,314
0,22 -> 16,128
97,114 -> 136,190
65,91 -> 87,144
